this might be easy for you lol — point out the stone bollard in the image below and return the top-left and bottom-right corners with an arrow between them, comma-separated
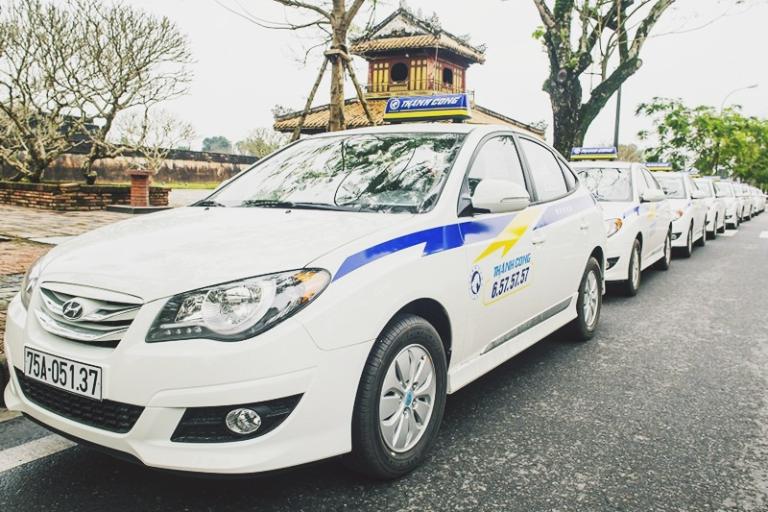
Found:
127,170 -> 152,207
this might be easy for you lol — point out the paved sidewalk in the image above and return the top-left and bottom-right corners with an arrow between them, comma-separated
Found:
0,205 -> 129,240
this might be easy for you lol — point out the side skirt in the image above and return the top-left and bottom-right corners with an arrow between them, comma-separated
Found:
447,295 -> 576,394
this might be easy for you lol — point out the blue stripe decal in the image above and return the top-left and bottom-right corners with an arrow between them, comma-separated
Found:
332,215 -> 514,282
333,193 -> 595,282
622,205 -> 641,219
533,194 -> 595,230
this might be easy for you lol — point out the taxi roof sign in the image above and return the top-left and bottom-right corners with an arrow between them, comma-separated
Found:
570,147 -> 618,161
645,162 -> 674,172
383,94 -> 471,123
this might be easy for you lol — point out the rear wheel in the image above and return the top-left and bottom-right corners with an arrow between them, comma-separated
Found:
346,314 -> 447,479
620,239 -> 641,297
654,229 -> 672,271
566,257 -> 602,341
708,216 -> 718,239
717,215 -> 726,234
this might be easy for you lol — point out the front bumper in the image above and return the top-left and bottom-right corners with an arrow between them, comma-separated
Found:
3,295 -> 371,474
670,217 -> 690,248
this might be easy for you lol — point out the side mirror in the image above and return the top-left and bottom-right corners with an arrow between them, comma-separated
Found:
690,189 -> 706,200
472,179 -> 530,214
640,189 -> 666,203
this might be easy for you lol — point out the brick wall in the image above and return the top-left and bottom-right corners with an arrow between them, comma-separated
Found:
0,181 -> 169,211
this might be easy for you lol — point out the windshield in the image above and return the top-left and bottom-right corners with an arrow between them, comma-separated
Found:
575,167 -> 632,202
206,133 -> 465,213
655,175 -> 686,199
694,179 -> 713,197
714,182 -> 732,197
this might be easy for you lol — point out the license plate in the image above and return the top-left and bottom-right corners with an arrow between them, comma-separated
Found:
24,347 -> 102,400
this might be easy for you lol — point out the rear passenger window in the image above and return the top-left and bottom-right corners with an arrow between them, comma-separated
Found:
519,138 -> 568,201
467,136 -> 527,197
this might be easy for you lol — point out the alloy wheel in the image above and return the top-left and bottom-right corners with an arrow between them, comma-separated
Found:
379,344 -> 437,453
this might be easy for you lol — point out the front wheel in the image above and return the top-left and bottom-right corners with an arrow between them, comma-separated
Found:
620,239 -> 641,297
679,225 -> 694,258
654,229 -> 672,271
695,222 -> 706,247
566,257 -> 602,341
708,216 -> 718,240
346,314 -> 447,479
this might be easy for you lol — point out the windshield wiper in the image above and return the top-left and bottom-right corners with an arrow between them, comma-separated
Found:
193,199 -> 226,208
241,199 -> 365,212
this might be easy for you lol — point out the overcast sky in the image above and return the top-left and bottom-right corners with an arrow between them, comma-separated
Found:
119,0 -> 768,150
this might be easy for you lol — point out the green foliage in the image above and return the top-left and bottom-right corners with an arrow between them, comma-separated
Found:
202,135 -> 233,154
637,98 -> 768,186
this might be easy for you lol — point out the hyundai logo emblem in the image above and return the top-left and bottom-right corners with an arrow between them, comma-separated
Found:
61,299 -> 84,320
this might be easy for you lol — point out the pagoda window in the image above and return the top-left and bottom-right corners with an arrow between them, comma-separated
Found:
442,67 -> 454,88
391,62 -> 409,83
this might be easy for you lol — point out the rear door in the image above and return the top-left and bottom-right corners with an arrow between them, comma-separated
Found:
517,137 -> 585,312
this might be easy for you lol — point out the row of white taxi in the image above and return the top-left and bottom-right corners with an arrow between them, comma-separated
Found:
572,151 -> 765,296
3,118 -> 765,479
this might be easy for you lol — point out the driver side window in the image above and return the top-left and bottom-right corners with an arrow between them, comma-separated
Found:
467,136 -> 527,198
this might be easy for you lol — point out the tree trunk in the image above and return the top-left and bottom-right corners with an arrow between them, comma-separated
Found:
327,0 -> 346,132
545,74 -> 585,156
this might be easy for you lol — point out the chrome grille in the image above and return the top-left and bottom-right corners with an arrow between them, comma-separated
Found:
35,286 -> 141,346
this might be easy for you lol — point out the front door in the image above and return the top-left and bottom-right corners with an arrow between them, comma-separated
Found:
459,135 -> 539,357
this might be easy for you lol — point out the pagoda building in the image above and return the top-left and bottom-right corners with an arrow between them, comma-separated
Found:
273,6 -> 544,138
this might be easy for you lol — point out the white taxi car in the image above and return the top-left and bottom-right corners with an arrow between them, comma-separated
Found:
734,182 -> 753,222
714,181 -> 742,229
693,177 -> 727,238
4,122 -> 606,479
571,152 -> 673,296
652,171 -> 708,257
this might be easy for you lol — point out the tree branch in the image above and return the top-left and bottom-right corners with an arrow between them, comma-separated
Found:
273,0 -> 331,20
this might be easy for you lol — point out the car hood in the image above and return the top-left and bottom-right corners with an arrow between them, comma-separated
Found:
40,207 -> 408,301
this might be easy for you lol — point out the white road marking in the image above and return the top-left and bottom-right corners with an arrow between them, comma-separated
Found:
721,230 -> 738,237
0,409 -> 21,423
759,231 -> 768,239
0,435 -> 75,473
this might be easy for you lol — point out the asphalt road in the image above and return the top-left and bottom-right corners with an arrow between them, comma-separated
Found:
2,214 -> 768,512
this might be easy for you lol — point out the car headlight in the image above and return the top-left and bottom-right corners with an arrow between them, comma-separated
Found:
674,209 -> 684,219
605,218 -> 623,238
147,269 -> 331,343
20,255 -> 46,309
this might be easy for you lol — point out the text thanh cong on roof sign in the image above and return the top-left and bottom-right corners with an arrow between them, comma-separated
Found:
383,94 -> 472,122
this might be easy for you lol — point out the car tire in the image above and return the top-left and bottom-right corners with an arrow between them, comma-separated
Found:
708,216 -> 717,240
654,229 -> 672,271
346,314 -> 447,480
565,257 -> 602,341
695,222 -> 706,247
717,217 -> 726,234
679,225 -> 694,258
620,239 -> 641,297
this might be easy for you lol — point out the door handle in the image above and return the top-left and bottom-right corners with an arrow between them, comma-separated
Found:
532,234 -> 547,246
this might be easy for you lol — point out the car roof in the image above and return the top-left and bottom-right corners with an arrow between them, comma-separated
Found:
304,123 -> 527,139
570,160 -> 635,169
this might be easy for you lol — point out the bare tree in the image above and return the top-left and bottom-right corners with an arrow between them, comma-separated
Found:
71,0 -> 193,183
219,0 -> 377,139
114,108 -> 195,174
528,0 -> 676,154
0,0 -> 86,182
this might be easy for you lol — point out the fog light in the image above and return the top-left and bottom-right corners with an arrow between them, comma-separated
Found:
225,408 -> 261,435
671,232 -> 682,240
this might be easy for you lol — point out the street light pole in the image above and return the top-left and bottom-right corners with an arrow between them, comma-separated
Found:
715,83 -> 758,178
